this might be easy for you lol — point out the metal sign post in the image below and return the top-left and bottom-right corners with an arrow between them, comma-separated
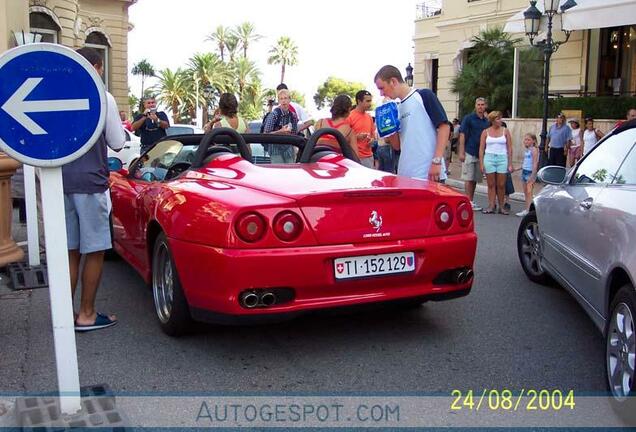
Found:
23,165 -> 40,266
0,43 -> 106,415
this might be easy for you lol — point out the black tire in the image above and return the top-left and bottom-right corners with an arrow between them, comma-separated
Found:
605,284 -> 636,423
517,211 -> 550,285
152,232 -> 192,336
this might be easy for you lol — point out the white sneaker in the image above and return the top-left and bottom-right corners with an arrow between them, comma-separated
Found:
471,201 -> 482,211
516,209 -> 529,217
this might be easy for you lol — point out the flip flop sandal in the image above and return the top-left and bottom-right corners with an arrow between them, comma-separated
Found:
75,312 -> 118,332
498,209 -> 510,215
482,208 -> 495,214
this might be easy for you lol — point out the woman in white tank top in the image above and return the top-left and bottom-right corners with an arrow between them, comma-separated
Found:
582,117 -> 604,156
479,111 -> 513,214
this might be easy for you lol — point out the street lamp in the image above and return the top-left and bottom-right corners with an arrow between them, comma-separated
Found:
202,83 -> 213,100
405,63 -> 414,87
202,84 -> 214,125
523,0 -> 577,167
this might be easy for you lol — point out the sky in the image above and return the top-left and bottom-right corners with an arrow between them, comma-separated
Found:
127,0 -> 420,118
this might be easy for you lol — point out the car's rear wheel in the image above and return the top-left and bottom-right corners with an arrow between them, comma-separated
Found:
517,211 -> 550,285
152,232 -> 192,336
606,284 -> 636,421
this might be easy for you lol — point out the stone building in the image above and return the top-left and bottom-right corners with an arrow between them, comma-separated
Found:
414,0 -> 636,119
1,0 -> 135,111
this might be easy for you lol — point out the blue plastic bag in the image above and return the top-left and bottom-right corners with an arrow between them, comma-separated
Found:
375,102 -> 400,138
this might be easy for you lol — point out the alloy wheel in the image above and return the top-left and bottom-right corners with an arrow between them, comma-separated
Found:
153,243 -> 174,324
520,221 -> 544,277
607,302 -> 635,400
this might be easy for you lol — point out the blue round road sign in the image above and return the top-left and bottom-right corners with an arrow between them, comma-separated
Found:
0,43 -> 106,167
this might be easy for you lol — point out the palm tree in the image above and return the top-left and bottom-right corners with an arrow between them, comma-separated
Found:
128,90 -> 139,117
267,36 -> 298,84
205,25 -> 230,62
451,27 -> 523,116
186,53 -> 233,124
232,58 -> 260,95
225,34 -> 240,63
153,68 -> 189,124
131,59 -> 155,100
239,80 -> 265,121
233,22 -> 262,59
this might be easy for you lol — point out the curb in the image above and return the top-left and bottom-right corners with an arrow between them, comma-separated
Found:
445,178 -> 526,202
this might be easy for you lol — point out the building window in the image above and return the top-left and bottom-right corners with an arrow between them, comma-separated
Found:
29,12 -> 59,43
85,32 -> 110,90
596,25 -> 636,96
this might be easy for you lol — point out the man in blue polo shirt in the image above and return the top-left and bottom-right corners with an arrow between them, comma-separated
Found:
547,112 -> 570,167
459,97 -> 489,211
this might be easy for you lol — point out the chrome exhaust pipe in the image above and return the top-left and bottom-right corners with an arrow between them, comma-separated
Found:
455,271 -> 466,284
240,291 -> 259,308
261,291 -> 276,307
465,269 -> 474,282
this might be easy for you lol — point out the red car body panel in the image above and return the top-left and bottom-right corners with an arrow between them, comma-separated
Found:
110,152 -> 477,321
169,234 -> 476,315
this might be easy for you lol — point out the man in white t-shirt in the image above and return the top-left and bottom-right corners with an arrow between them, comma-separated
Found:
374,65 -> 449,182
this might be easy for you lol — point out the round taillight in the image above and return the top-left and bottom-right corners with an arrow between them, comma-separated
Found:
435,203 -> 454,230
273,211 -> 303,242
457,201 -> 473,228
235,212 -> 266,243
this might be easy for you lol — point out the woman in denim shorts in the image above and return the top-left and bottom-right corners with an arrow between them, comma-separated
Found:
479,111 -> 513,214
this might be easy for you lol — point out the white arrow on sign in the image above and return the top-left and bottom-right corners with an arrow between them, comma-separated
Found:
1,77 -> 90,135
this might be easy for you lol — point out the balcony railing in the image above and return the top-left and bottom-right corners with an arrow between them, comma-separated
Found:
416,2 -> 442,19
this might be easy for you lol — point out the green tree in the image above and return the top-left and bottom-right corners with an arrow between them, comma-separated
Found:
153,68 -> 189,124
225,34 -> 240,63
239,80 -> 265,121
128,90 -> 139,117
233,22 -> 262,59
313,76 -> 365,110
131,59 -> 155,100
451,27 -> 523,116
232,58 -> 260,95
290,90 -> 306,107
205,25 -> 230,62
186,53 -> 232,124
267,36 -> 298,84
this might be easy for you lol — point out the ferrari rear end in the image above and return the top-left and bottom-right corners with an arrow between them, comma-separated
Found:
168,165 -> 477,323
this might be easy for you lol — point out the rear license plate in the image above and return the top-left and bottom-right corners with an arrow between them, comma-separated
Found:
334,252 -> 415,280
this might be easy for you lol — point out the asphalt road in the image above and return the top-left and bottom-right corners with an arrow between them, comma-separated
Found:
1,195 -> 609,400
6,194 -> 626,427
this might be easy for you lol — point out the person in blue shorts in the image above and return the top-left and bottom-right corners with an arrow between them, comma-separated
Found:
63,47 -> 125,332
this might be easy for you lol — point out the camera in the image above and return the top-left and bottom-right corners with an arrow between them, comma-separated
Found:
267,99 -> 275,106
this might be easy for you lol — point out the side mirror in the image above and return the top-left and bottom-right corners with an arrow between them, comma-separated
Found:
108,157 -> 123,171
538,165 -> 566,185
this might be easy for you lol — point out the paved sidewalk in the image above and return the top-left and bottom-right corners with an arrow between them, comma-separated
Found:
444,157 -> 543,203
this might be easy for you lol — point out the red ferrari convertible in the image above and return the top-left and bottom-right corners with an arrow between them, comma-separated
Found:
108,128 -> 477,335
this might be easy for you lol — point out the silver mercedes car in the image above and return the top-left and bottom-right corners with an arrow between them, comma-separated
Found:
517,119 -> 635,418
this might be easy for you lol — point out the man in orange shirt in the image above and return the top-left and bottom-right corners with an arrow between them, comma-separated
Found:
348,90 -> 375,168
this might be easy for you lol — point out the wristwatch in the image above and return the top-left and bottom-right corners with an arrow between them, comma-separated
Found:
431,157 -> 443,165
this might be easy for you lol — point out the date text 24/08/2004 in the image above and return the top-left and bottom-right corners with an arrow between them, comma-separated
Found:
450,389 -> 575,412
